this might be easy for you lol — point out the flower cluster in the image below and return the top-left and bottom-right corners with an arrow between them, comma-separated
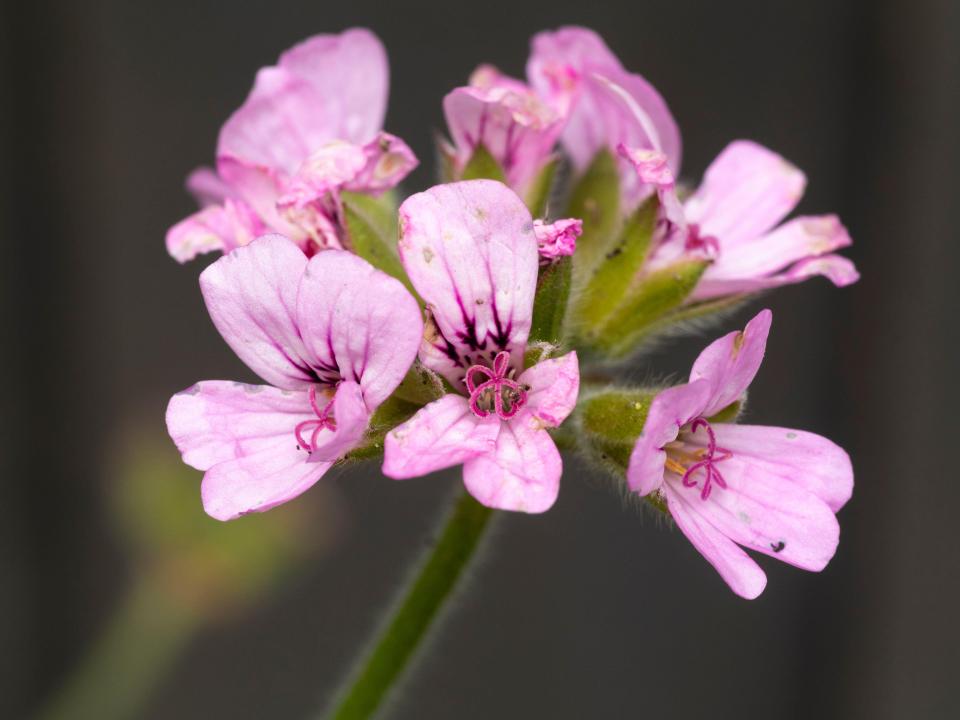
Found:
166,27 -> 856,598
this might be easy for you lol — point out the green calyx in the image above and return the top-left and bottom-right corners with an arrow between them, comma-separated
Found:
576,388 -> 656,472
566,148 -> 621,283
460,143 -> 506,183
341,191 -> 412,294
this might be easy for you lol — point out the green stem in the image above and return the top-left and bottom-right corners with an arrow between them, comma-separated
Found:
35,569 -> 200,720
324,491 -> 494,720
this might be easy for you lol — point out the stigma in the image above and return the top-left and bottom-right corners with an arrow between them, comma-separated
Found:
663,417 -> 732,500
465,351 -> 528,420
295,386 -> 337,452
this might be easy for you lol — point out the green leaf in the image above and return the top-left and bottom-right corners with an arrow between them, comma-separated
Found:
341,192 -> 411,293
592,259 -> 710,358
565,148 -> 621,282
524,158 -> 558,216
460,143 -> 506,183
528,256 -> 572,353
572,194 -> 658,332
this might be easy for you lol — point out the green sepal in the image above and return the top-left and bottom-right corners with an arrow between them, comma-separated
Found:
528,256 -> 572,352
341,192 -> 411,293
392,360 -> 446,406
343,394 -> 423,462
707,399 -> 744,425
460,143 -> 506,183
590,259 -> 710,359
565,148 -> 621,282
577,388 -> 655,472
572,194 -> 658,331
524,158 -> 558,216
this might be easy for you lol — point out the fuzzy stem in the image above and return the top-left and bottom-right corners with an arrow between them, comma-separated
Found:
35,569 -> 200,720
324,490 -> 494,720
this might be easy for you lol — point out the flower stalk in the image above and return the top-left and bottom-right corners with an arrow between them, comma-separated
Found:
324,490 -> 494,720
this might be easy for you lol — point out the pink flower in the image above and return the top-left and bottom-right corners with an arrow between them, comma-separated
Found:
166,29 -> 418,263
382,181 -> 580,513
627,310 -> 853,598
166,235 -> 423,520
527,26 -> 681,209
533,217 -> 582,259
443,65 -> 566,196
618,141 -> 859,298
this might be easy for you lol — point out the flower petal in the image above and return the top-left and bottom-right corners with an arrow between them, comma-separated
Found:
398,180 -> 539,388
705,214 -> 852,280
443,81 -> 563,193
663,483 -> 768,599
166,381 -> 315,471
217,29 -> 388,175
201,442 -> 331,521
345,132 -> 419,195
296,250 -> 422,408
690,309 -> 772,417
533,218 -> 581,258
626,380 -> 712,496
684,140 -> 806,247
166,199 -> 265,263
200,234 -> 317,389
692,254 -> 860,300
527,27 -> 681,176
306,380 -> 371,462
710,424 -> 853,512
519,351 -> 579,426
671,437 -> 842,571
462,411 -> 561,513
186,166 -> 234,206
382,394 -> 501,478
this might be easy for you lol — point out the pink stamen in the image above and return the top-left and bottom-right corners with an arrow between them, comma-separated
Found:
466,350 -> 527,420
685,223 -> 720,256
295,385 -> 337,452
681,417 -> 733,500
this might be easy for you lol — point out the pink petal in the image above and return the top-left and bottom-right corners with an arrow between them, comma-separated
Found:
306,380 -> 371,462
684,140 -> 806,247
345,132 -> 419,194
706,214 -> 852,280
443,81 -> 563,193
199,234 -> 316,389
519,351 -> 580,426
201,441 -> 332,521
533,218 -> 582,259
186,166 -> 234,206
663,483 -> 768,599
668,442 -> 842,572
689,309 -> 772,417
693,253 -> 860,300
382,395 -> 501,478
397,180 -> 539,388
527,27 -> 681,177
217,29 -> 388,175
296,250 -> 423,408
216,156 -> 299,239
710,424 -> 853,512
626,380 -> 712,496
166,381 -> 315,471
166,199 -> 266,263
462,411 -> 561,513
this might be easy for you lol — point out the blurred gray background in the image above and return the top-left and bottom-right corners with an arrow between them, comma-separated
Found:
2,0 -> 959,717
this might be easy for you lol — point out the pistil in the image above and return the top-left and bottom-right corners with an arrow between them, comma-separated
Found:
295,385 -> 337,452
465,351 -> 528,420
664,417 -> 732,500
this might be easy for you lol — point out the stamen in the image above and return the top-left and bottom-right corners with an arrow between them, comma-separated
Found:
295,385 -> 337,452
466,351 -> 527,420
670,417 -> 733,501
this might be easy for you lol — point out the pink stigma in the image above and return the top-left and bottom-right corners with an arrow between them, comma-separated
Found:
681,417 -> 733,501
466,351 -> 527,420
295,385 -> 337,452
685,223 -> 720,256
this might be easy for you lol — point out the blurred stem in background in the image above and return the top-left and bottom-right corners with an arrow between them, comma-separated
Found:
34,422 -> 339,720
36,568 -> 200,720
324,491 -> 494,720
